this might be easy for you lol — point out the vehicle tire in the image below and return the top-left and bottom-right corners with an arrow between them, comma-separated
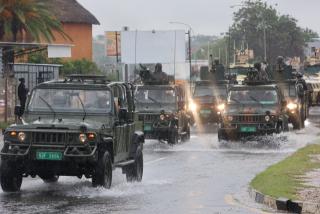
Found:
182,124 -> 191,142
168,129 -> 178,144
0,159 -> 22,192
92,151 -> 112,188
39,174 -> 59,183
218,129 -> 227,141
292,116 -> 302,130
126,146 -> 143,182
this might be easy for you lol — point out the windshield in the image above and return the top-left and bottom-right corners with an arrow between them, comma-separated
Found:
135,87 -> 176,111
194,85 -> 227,98
228,89 -> 278,105
28,89 -> 112,113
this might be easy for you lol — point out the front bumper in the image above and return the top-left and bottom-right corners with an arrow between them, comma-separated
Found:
143,122 -> 172,140
219,122 -> 277,138
0,141 -> 97,161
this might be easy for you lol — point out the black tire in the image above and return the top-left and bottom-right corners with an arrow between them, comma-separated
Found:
39,174 -> 59,183
292,115 -> 302,130
182,125 -> 191,142
168,129 -> 178,144
0,159 -> 22,192
126,146 -> 143,182
92,151 -> 112,188
218,129 -> 227,141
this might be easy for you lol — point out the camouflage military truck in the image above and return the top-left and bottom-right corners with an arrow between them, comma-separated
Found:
218,70 -> 289,141
269,57 -> 309,130
0,75 -> 144,192
190,58 -> 234,124
135,64 -> 191,144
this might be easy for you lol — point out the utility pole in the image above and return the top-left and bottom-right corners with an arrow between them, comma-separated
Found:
115,31 -> 120,81
263,26 -> 267,62
188,29 -> 192,92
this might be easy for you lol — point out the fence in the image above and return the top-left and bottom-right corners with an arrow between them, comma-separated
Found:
0,63 -> 61,123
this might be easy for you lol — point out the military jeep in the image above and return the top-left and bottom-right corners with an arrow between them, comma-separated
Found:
135,84 -> 190,144
218,74 -> 289,141
190,59 -> 235,124
0,75 -> 144,192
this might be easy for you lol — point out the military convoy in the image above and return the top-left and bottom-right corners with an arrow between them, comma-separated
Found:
134,64 -> 191,144
0,75 -> 144,192
0,54 -> 316,191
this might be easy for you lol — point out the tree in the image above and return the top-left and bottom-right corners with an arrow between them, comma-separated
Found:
0,0 -> 68,42
0,0 -> 69,69
230,0 -> 318,63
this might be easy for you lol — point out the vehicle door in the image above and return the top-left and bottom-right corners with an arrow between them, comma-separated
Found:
111,84 -> 128,162
123,83 -> 135,154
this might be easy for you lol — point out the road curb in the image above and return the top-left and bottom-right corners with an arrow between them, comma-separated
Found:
248,186 -> 320,213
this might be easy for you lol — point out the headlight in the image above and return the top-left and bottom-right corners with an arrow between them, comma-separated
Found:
189,102 -> 197,112
9,131 -> 17,137
287,103 -> 298,110
227,115 -> 233,122
217,103 -> 225,111
160,114 -> 165,120
18,132 -> 26,142
79,133 -> 87,143
265,115 -> 270,122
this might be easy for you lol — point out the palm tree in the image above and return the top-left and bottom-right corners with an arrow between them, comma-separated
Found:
0,0 -> 69,42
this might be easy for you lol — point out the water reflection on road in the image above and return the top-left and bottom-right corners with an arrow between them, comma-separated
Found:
0,111 -> 319,214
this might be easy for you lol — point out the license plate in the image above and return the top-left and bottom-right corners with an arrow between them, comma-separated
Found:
36,151 -> 63,161
200,109 -> 211,114
240,126 -> 257,132
144,124 -> 152,131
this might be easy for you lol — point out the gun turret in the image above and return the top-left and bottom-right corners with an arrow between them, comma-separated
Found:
139,63 -> 173,85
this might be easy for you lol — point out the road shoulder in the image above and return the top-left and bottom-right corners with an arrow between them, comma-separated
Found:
249,144 -> 320,213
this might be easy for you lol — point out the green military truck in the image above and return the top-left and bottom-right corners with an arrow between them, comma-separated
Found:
190,59 -> 236,124
0,75 -> 144,192
134,64 -> 191,144
218,70 -> 289,141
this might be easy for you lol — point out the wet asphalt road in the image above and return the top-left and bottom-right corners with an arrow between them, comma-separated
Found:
1,109 -> 320,214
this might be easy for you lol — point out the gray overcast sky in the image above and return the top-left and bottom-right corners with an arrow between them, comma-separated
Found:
77,0 -> 320,36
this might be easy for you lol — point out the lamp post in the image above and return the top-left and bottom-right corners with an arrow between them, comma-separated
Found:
169,21 -> 193,92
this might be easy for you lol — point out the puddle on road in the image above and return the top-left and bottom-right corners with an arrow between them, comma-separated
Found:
145,119 -> 319,155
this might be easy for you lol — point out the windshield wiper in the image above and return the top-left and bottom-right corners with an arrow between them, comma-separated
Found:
39,96 -> 56,122
76,95 -> 87,121
249,95 -> 263,107
148,96 -> 162,108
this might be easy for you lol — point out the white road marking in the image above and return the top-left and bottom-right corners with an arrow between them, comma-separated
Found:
145,157 -> 167,165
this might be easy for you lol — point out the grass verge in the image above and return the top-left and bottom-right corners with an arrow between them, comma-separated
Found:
250,144 -> 320,200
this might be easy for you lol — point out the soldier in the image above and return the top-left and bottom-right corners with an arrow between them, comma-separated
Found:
18,78 -> 28,115
209,56 -> 225,81
254,62 -> 269,81
153,63 -> 169,83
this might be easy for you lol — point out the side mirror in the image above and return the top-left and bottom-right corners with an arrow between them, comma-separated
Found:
118,108 -> 128,122
14,105 -> 22,117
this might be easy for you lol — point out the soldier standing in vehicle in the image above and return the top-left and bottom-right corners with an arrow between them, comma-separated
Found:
18,78 -> 28,115
153,63 -> 169,83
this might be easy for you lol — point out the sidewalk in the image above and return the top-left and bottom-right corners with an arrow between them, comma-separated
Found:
299,156 -> 320,204
250,144 -> 320,213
